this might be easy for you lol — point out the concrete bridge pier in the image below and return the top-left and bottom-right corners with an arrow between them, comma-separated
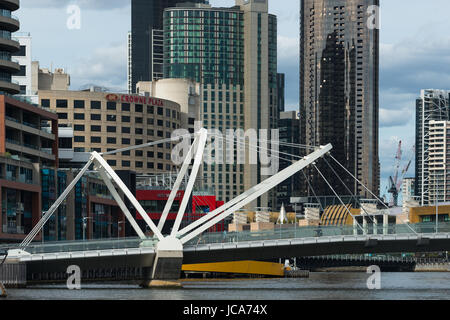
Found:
141,237 -> 184,288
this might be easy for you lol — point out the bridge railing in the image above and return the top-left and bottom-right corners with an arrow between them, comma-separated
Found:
184,222 -> 450,246
0,237 -> 147,255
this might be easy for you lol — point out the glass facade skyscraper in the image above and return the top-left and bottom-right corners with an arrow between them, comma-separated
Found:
163,0 -> 279,208
299,0 -> 380,199
130,0 -> 207,93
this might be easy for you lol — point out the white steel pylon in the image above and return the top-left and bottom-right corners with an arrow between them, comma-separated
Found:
19,128 -> 332,252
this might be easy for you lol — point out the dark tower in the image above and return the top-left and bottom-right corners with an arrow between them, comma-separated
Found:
299,0 -> 380,198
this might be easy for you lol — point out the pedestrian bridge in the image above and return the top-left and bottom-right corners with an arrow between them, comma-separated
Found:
3,223 -> 449,270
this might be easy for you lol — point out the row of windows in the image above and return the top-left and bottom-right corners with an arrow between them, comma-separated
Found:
73,133 -> 172,144
106,160 -> 174,171
43,99 -> 179,118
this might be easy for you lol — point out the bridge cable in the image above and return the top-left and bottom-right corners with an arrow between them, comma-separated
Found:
327,154 -> 418,235
312,163 -> 366,234
322,156 -> 377,225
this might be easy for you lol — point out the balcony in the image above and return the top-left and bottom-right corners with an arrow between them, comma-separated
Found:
0,0 -> 20,11
0,14 -> 19,32
0,36 -> 19,52
0,57 -> 19,72
0,79 -> 19,94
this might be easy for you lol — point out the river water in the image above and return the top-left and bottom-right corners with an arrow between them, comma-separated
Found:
4,272 -> 450,300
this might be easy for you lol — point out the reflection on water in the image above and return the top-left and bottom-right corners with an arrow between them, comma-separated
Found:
5,273 -> 450,300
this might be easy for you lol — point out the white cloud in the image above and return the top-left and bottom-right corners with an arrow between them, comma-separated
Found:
71,42 -> 127,91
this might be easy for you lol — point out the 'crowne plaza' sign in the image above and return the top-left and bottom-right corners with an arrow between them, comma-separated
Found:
105,93 -> 165,106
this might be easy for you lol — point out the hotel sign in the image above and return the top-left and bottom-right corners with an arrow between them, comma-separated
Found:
105,93 -> 164,106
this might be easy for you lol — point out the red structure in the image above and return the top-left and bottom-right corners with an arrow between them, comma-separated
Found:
136,189 -> 225,233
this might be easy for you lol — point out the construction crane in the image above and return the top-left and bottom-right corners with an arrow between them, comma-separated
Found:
387,142 -> 415,207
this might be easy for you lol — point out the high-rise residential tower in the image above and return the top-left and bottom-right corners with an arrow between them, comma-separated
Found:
415,89 -> 450,206
163,0 -> 279,208
0,0 -> 20,95
299,0 -> 380,199
130,0 -> 207,93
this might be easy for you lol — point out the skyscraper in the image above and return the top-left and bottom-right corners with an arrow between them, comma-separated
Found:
415,89 -> 450,206
130,0 -> 207,93
163,0 -> 279,208
299,0 -> 380,199
0,0 -> 20,95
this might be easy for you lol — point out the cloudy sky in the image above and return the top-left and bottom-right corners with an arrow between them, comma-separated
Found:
17,0 -> 450,198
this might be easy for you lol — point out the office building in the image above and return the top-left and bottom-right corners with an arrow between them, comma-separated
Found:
299,0 -> 380,199
163,0 -> 279,208
427,121 -> 450,205
136,78 -> 201,134
415,89 -> 450,205
0,0 -> 20,95
11,32 -> 31,96
402,177 -> 415,203
38,89 -> 183,175
276,111 -> 301,211
130,0 -> 207,92
10,33 -> 70,104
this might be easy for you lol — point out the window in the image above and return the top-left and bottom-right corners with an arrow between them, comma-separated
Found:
136,161 -> 143,168
147,151 -> 154,158
107,126 -> 116,133
91,125 -> 101,132
56,100 -> 68,108
122,138 -> 130,145
122,127 -> 130,134
74,136 -> 85,142
147,106 -> 154,114
74,100 -> 85,109
74,125 -> 85,131
122,103 -> 130,111
157,163 -> 163,170
147,162 -> 154,169
107,102 -> 116,110
157,107 -> 163,115
16,45 -> 26,56
74,113 -> 85,120
107,115 -> 116,122
16,65 -> 26,76
135,128 -> 143,135
91,114 -> 101,121
135,150 -> 143,157
122,161 -> 131,167
107,137 -> 116,144
91,136 -> 101,143
135,104 -> 143,113
107,160 -> 117,166
41,99 -> 50,108
122,116 -> 130,123
57,113 -> 68,119
91,101 -> 101,109
135,117 -> 143,124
